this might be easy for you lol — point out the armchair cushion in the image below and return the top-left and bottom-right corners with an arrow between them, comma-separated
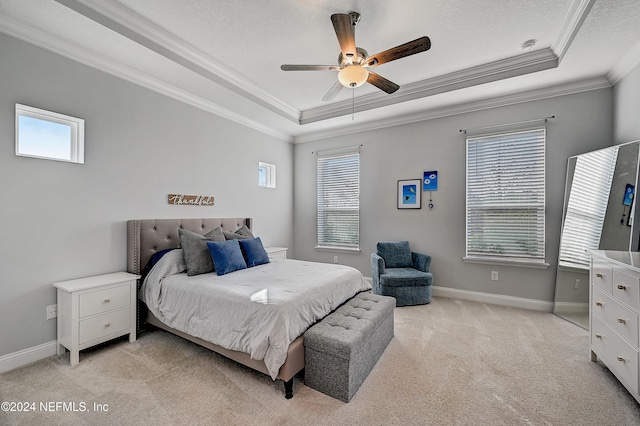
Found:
380,268 -> 433,288
376,241 -> 412,268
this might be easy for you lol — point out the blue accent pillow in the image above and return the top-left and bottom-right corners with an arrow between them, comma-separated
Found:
206,239 -> 247,276
239,237 -> 270,268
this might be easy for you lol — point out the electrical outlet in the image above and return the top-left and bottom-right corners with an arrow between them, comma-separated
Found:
491,271 -> 499,281
46,304 -> 57,320
575,279 -> 580,289
333,256 -> 339,264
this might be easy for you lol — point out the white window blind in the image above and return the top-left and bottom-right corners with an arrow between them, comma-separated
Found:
317,150 -> 360,249
466,128 -> 546,262
558,148 -> 618,269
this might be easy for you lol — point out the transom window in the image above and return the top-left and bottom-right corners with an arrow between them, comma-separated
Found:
15,104 -> 84,164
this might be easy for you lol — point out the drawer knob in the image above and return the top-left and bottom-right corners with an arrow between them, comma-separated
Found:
595,301 -> 603,307
596,273 -> 604,278
617,356 -> 625,362
617,318 -> 626,324
104,298 -> 111,303
617,284 -> 627,290
595,333 -> 602,339
104,322 -> 111,328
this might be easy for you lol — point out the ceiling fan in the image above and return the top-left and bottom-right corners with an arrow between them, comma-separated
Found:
281,12 -> 431,101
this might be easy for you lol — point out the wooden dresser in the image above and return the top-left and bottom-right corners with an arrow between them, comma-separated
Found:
590,250 -> 640,403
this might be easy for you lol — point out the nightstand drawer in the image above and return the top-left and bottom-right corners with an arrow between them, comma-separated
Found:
79,307 -> 131,345
79,284 -> 131,318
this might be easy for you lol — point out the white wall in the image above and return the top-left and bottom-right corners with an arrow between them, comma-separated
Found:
294,89 -> 613,304
0,34 -> 293,357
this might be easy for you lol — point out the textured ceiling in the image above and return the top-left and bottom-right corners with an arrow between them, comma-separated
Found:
1,0 -> 640,142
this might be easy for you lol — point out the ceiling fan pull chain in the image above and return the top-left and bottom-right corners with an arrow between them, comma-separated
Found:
352,88 -> 355,120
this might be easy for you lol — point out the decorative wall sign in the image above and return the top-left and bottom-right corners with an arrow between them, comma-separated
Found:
397,179 -> 421,209
168,194 -> 215,206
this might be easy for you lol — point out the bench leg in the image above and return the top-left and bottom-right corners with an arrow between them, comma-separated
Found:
284,378 -> 293,399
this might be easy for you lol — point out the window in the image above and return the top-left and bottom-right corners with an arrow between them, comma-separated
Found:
258,162 -> 276,188
558,147 -> 618,269
465,127 -> 546,265
15,104 -> 84,164
317,149 -> 360,250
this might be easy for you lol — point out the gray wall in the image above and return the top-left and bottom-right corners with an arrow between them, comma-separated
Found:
614,63 -> 640,144
293,89 -> 613,303
613,63 -> 640,252
0,34 -> 293,357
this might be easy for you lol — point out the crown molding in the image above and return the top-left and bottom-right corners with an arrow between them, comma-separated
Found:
299,48 -> 559,124
607,39 -> 640,85
0,16 -> 292,143
551,0 -> 596,61
293,76 -> 611,143
54,0 -> 300,123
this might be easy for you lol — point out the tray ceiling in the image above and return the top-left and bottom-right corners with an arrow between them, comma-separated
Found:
1,0 -> 639,142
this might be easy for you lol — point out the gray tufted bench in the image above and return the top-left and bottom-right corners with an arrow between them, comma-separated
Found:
304,292 -> 395,402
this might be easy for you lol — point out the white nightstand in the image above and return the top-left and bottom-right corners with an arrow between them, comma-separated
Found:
265,247 -> 288,259
53,272 -> 139,365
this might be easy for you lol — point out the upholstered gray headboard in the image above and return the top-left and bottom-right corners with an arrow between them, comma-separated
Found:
127,218 -> 252,275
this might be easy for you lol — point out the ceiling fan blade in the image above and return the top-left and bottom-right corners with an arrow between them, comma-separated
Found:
281,65 -> 338,71
365,36 -> 431,67
322,80 -> 343,101
366,71 -> 400,94
331,13 -> 357,58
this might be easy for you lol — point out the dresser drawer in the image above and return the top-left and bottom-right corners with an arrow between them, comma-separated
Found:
79,307 -> 131,345
592,315 -> 639,395
593,287 -> 639,347
79,284 -> 131,318
613,268 -> 640,311
592,261 -> 612,294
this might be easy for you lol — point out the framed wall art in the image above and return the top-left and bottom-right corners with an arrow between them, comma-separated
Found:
397,179 -> 421,209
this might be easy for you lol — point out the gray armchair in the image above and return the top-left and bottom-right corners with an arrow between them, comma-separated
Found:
371,241 -> 433,306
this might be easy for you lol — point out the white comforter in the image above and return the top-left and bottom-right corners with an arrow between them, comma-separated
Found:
141,249 -> 371,379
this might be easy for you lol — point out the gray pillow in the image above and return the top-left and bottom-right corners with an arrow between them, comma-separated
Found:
223,225 -> 255,240
179,227 -> 225,276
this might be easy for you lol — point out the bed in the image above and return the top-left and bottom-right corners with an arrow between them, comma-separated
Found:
126,218 -> 370,398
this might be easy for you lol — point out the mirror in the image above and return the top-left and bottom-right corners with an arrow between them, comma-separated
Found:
554,140 -> 640,329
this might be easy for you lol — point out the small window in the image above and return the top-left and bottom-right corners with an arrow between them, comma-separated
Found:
15,104 -> 84,164
259,162 -> 276,188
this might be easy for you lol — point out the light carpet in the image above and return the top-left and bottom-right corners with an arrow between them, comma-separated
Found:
1,296 -> 640,425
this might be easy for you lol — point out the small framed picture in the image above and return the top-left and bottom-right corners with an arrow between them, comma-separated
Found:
397,179 -> 422,209
423,171 -> 438,191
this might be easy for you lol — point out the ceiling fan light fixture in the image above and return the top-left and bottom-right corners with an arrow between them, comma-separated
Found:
338,65 -> 369,88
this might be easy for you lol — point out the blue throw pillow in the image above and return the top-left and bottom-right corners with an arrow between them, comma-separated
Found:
238,237 -> 270,268
206,239 -> 247,276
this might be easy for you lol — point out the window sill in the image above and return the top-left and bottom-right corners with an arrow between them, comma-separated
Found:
315,246 -> 361,253
463,256 -> 550,269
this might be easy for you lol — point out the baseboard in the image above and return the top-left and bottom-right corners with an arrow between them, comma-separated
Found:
432,286 -> 554,312
0,341 -> 58,373
553,301 -> 588,313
